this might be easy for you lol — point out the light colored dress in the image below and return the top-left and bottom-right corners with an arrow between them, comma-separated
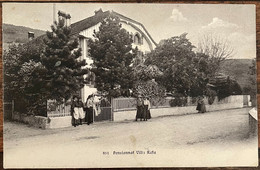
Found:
143,99 -> 151,120
93,96 -> 101,116
78,107 -> 85,119
73,107 -> 80,120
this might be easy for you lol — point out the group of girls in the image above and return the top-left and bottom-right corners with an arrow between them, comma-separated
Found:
70,94 -> 96,127
136,96 -> 151,121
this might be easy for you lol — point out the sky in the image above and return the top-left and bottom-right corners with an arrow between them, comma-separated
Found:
3,3 -> 256,59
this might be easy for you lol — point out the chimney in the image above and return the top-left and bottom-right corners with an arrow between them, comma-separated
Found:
28,32 -> 34,41
94,8 -> 103,16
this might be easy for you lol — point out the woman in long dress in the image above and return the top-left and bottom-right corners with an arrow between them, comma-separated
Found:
196,97 -> 202,113
71,96 -> 80,127
196,96 -> 206,113
93,95 -> 101,117
135,96 -> 144,121
143,97 -> 151,121
200,97 -> 206,113
85,95 -> 94,125
78,98 -> 85,125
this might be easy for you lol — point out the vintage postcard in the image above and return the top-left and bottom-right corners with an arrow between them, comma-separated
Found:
3,3 -> 258,168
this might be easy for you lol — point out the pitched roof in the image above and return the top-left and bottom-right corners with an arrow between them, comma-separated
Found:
70,10 -> 110,36
111,11 -> 157,46
70,9 -> 157,46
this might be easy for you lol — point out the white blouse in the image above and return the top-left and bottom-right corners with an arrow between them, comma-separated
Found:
143,99 -> 151,110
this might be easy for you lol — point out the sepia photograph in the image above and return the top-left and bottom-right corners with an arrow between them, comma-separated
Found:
2,3 -> 258,168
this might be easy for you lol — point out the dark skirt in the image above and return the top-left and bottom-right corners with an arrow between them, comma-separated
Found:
71,112 -> 80,126
196,103 -> 201,111
147,109 -> 151,119
86,107 -> 93,124
200,103 -> 206,113
136,106 -> 144,119
143,105 -> 151,120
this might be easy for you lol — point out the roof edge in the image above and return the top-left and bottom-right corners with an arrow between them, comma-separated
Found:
111,11 -> 158,47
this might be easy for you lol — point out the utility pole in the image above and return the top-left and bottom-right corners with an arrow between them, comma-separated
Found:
53,3 -> 56,23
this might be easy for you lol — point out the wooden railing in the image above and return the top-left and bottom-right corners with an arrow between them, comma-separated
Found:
47,100 -> 71,117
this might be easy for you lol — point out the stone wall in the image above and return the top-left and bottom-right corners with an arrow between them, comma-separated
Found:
48,116 -> 72,129
12,112 -> 48,129
12,112 -> 73,129
113,95 -> 246,122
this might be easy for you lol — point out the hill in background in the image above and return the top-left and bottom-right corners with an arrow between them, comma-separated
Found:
3,23 -> 46,50
220,59 -> 254,90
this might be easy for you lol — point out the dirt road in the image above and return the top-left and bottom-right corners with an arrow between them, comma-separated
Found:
4,108 -> 258,168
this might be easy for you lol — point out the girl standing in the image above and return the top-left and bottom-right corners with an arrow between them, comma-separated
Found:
135,96 -> 144,121
85,94 -> 94,125
71,96 -> 80,127
78,98 -> 85,125
143,97 -> 151,121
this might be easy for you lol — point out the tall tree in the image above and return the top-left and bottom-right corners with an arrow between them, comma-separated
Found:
146,33 -> 213,97
4,17 -> 88,115
40,18 -> 88,104
89,15 -> 137,97
197,33 -> 234,72
4,39 -> 44,102
4,44 -> 27,101
4,37 -> 47,115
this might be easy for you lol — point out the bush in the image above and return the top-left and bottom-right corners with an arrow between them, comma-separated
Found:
191,97 -> 197,104
206,89 -> 217,105
169,97 -> 187,107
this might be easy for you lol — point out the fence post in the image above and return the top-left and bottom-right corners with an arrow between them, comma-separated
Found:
111,97 -> 114,121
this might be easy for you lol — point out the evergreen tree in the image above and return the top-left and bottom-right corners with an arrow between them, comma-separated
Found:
89,15 -> 137,97
41,18 -> 88,103
4,17 -> 88,115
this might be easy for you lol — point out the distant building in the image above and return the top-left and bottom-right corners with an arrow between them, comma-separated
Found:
68,9 -> 157,101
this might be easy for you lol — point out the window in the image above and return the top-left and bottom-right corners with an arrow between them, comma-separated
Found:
134,33 -> 142,45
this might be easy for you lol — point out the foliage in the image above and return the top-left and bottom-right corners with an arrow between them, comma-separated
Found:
205,88 -> 217,105
18,60 -> 48,115
89,14 -> 137,97
133,63 -> 163,81
4,39 -> 47,115
132,58 -> 165,104
4,18 -> 88,115
243,59 -> 257,106
40,18 -> 88,104
197,33 -> 234,69
169,93 -> 187,107
133,79 -> 166,107
209,74 -> 242,100
4,44 -> 25,100
4,38 -> 44,101
146,33 -> 216,97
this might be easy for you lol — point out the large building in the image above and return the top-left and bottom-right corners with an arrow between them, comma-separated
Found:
65,9 -> 157,101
